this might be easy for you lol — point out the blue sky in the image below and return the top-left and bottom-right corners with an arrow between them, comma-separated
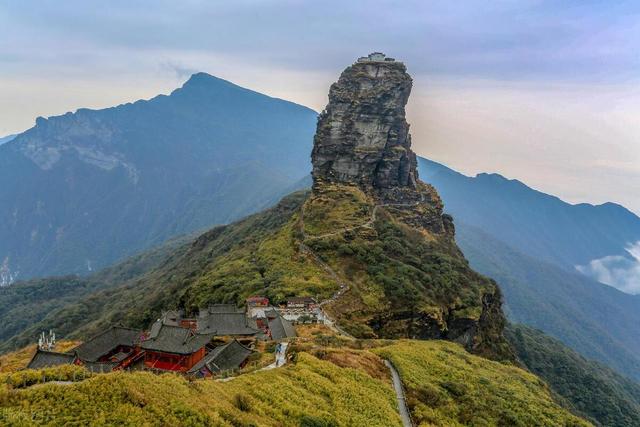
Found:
1,0 -> 639,213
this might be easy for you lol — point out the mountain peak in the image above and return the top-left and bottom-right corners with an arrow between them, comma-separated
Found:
178,72 -> 245,94
311,55 -> 418,194
184,71 -> 220,84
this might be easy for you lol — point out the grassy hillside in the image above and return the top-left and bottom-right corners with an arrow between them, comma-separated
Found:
507,324 -> 640,427
0,352 -> 401,426
294,183 -> 508,359
0,339 -> 588,426
374,340 -> 589,427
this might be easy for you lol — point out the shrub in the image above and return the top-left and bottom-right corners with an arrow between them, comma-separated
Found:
233,393 -> 252,412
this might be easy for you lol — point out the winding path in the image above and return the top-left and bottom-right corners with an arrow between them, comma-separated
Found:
297,195 -> 421,425
384,360 -> 413,427
297,193 -> 427,340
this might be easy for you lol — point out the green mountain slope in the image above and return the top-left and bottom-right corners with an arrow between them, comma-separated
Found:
507,324 -> 640,427
0,234 -> 190,350
0,193 -> 304,352
455,220 -> 640,381
0,187 -> 509,360
375,340 -> 589,426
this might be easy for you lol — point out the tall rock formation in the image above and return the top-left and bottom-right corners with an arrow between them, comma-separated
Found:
306,53 -> 511,359
312,53 -> 450,234
312,53 -> 418,198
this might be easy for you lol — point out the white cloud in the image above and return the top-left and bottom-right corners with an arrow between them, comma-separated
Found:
576,241 -> 640,294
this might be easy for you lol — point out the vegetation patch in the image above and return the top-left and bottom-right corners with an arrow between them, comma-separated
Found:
373,340 -> 591,426
0,352 -> 401,426
507,324 -> 640,427
302,184 -> 372,237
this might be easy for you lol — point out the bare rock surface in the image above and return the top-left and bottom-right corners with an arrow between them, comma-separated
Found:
311,55 -> 418,194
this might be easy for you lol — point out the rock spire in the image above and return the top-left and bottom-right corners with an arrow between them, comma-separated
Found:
311,53 -> 418,193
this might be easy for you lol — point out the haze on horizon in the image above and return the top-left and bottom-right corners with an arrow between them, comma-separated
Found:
1,1 -> 639,215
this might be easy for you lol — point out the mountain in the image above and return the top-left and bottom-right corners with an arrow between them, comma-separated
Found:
419,158 -> 640,271
0,55 -> 633,425
0,134 -> 16,145
456,221 -> 640,381
0,73 -> 317,283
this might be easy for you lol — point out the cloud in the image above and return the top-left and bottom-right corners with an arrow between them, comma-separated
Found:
1,1 -> 639,80
576,241 -> 640,294
161,61 -> 198,80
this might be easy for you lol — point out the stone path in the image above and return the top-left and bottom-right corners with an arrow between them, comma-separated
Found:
384,360 -> 413,427
218,342 -> 290,382
263,342 -> 289,370
297,194 -> 427,340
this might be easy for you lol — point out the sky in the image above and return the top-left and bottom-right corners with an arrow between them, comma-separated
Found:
1,0 -> 639,215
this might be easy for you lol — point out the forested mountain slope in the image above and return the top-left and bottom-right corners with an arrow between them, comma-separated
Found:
456,220 -> 640,381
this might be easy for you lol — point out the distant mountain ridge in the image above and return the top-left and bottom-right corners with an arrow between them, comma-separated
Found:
0,73 -> 317,281
0,134 -> 16,145
419,157 -> 640,271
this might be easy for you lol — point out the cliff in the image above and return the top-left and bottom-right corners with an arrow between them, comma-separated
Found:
311,57 -> 418,193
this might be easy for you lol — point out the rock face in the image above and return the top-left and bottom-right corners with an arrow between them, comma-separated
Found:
311,54 -> 418,194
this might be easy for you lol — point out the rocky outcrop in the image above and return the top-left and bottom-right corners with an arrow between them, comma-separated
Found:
309,54 -> 513,360
311,54 -> 418,194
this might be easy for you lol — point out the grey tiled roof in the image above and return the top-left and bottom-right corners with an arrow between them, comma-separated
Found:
73,326 -> 142,362
161,310 -> 183,326
141,324 -> 213,355
197,312 -> 260,336
202,304 -> 244,314
188,340 -> 253,374
26,349 -> 76,369
268,313 -> 296,340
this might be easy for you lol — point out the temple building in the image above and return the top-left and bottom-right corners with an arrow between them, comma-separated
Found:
72,326 -> 144,370
25,299 -> 299,375
196,304 -> 261,337
187,339 -> 253,378
27,349 -> 76,370
140,322 -> 214,372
